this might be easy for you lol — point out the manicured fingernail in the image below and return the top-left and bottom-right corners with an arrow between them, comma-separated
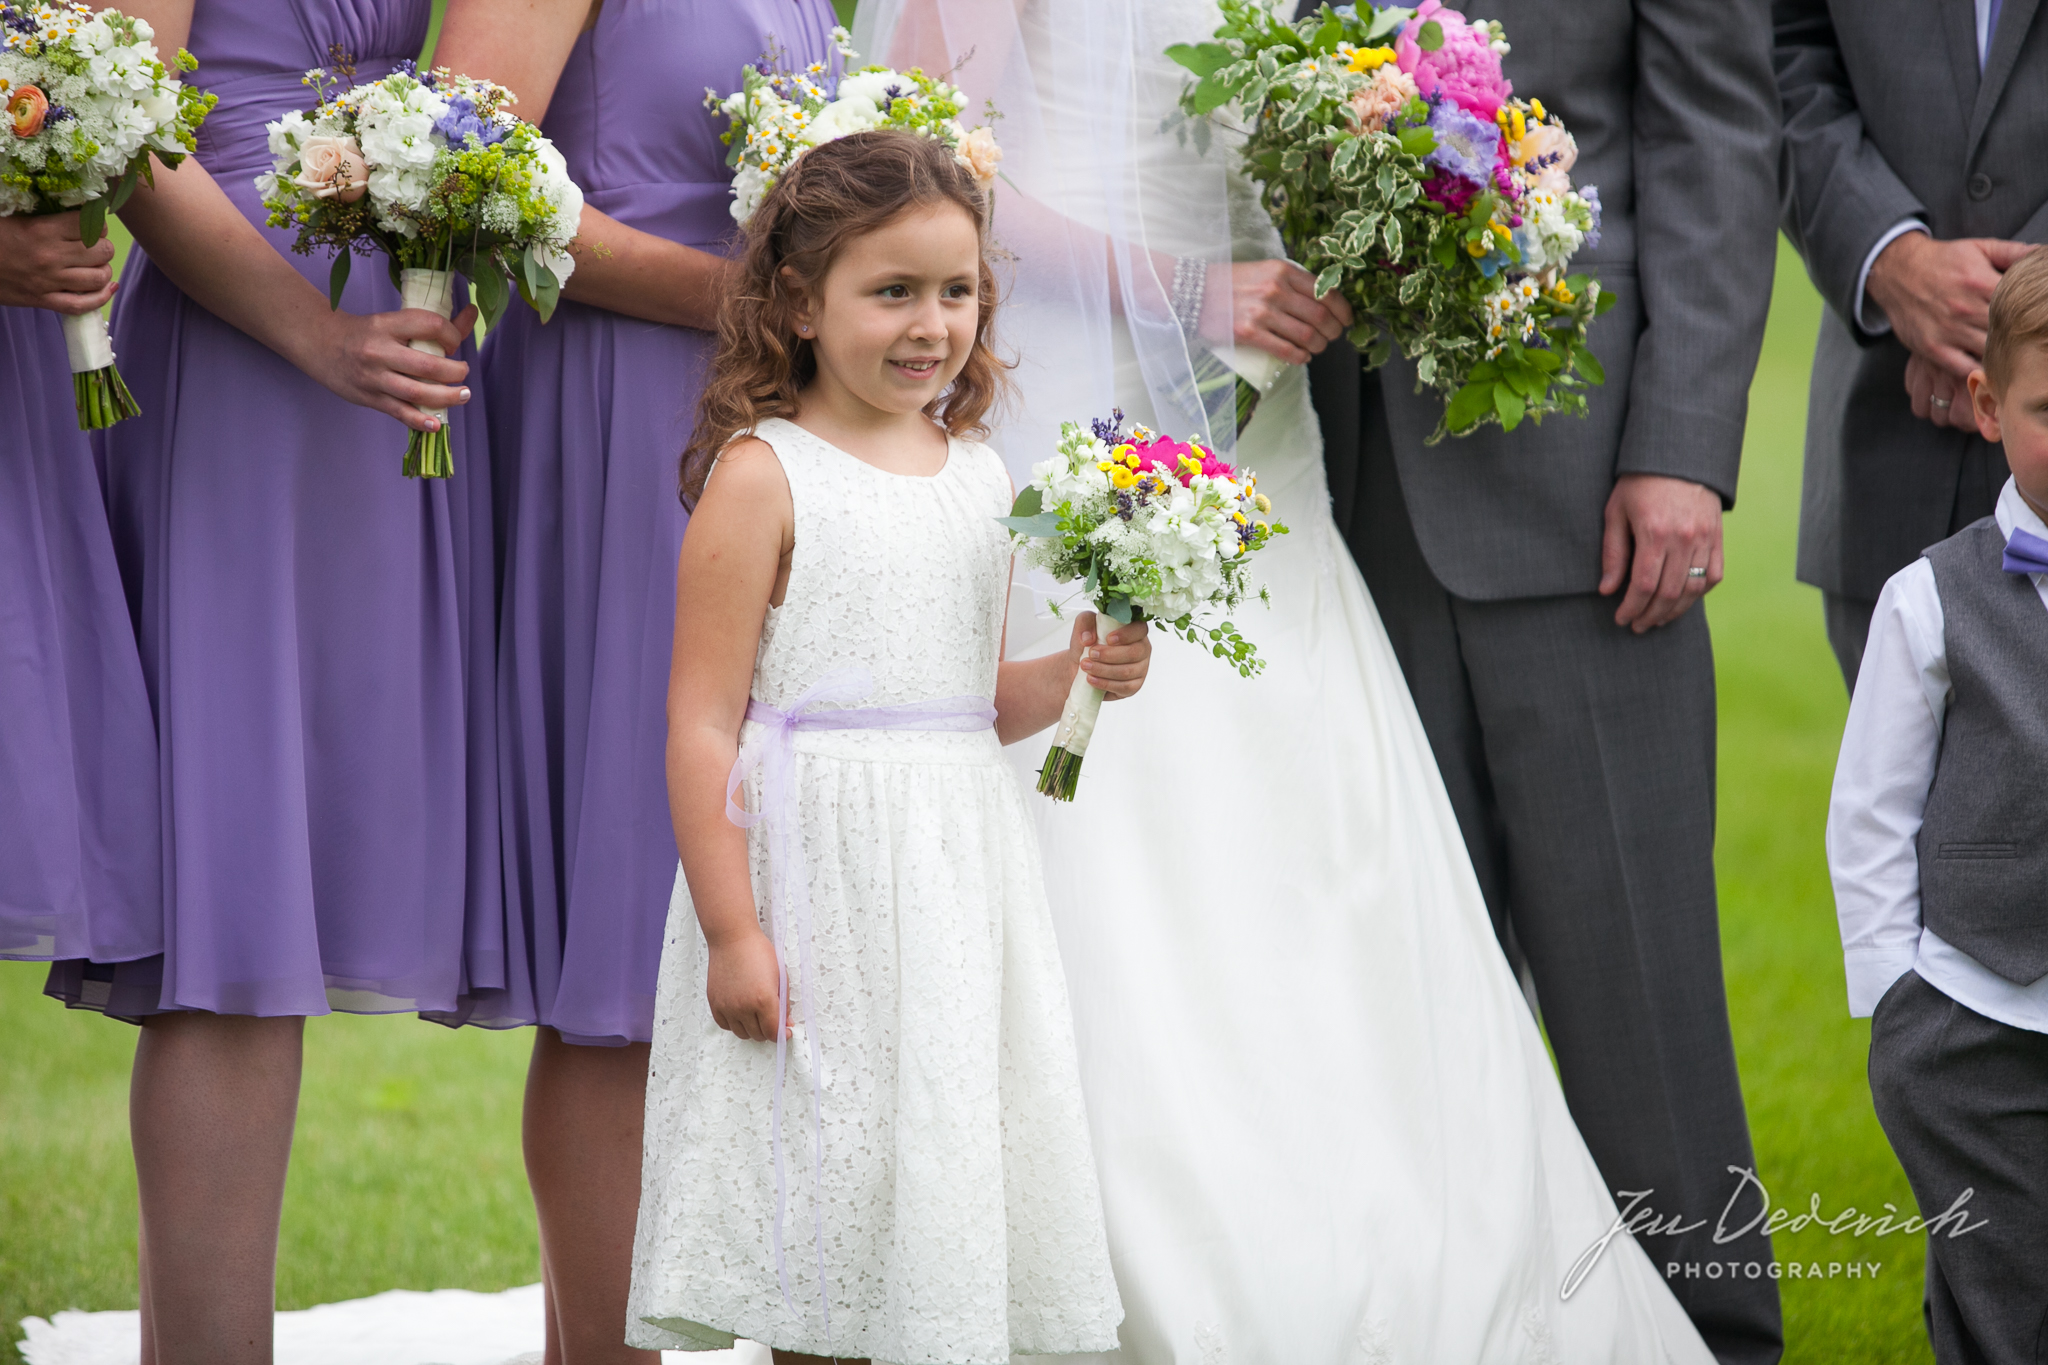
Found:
426,417 -> 440,431
457,387 -> 471,403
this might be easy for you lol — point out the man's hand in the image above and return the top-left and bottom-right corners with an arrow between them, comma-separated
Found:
1905,351 -> 1990,436
1866,232 -> 2035,382
1599,474 -> 1724,633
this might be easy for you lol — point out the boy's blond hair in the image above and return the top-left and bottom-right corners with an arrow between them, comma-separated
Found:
1985,247 -> 2048,388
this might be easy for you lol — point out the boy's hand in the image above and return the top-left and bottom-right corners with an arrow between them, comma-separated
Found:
1075,611 -> 1152,700
705,928 -> 788,1041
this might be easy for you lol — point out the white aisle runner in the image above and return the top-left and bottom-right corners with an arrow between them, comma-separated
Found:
18,1284 -> 771,1365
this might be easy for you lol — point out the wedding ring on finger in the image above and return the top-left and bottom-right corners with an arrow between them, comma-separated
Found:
1687,566 -> 1708,580
1931,396 -> 1952,411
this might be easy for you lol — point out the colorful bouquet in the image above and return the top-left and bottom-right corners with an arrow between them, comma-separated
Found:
0,1 -> 213,427
259,61 -> 583,477
1002,411 -> 1284,800
708,27 -> 1002,226
1170,1 -> 1613,440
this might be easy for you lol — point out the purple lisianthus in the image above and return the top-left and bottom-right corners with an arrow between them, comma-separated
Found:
1425,100 -> 1500,187
433,95 -> 508,147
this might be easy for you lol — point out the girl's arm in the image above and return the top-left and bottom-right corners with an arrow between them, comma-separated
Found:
431,0 -> 735,331
114,0 -> 476,433
666,438 -> 795,1042
994,610 -> 1151,745
0,212 -> 116,314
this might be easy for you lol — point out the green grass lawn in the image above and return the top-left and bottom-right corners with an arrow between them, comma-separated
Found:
1,240 -> 1932,1361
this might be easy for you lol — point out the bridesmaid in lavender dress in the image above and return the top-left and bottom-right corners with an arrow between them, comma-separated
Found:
0,216 -> 159,970
39,1 -> 500,1359
431,0 -> 836,1358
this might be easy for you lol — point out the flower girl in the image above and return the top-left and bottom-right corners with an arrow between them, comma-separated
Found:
625,130 -> 1137,1365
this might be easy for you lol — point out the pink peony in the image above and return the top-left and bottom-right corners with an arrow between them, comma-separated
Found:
1395,0 -> 1511,120
1347,64 -> 1420,135
1129,436 -> 1235,485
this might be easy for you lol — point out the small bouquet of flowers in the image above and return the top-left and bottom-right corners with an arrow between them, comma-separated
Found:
0,1 -> 213,428
1002,410 -> 1284,800
1170,1 -> 1613,440
259,61 -> 583,477
708,27 -> 1002,226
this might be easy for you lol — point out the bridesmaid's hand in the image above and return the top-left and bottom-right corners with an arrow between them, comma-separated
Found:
1074,612 -> 1152,701
706,927 -> 789,1042
308,305 -> 480,433
0,212 -> 117,314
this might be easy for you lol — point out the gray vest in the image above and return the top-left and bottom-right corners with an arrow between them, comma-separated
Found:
1918,517 -> 2048,985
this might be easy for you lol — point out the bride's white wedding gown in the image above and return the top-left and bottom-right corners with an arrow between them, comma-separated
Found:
971,2 -> 1722,1360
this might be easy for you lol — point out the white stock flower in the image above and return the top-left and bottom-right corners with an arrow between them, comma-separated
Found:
532,238 -> 576,285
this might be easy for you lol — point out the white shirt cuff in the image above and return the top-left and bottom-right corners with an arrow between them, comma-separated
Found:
1844,947 -> 1920,1017
1854,220 -> 1931,336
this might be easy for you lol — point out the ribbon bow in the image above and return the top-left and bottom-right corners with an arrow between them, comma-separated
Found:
2003,526 -> 2048,577
725,668 -> 997,1337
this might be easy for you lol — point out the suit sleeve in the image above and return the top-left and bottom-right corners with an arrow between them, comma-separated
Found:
1616,0 -> 1782,505
1773,0 -> 1930,325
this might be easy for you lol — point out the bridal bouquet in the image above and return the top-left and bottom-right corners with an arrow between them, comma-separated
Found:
1170,1 -> 1612,440
708,28 -> 1002,226
1002,411 -> 1284,800
259,62 -> 583,477
0,1 -> 213,427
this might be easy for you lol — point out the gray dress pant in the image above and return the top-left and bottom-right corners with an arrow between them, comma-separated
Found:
1869,971 -> 2048,1364
1344,397 -> 1783,1365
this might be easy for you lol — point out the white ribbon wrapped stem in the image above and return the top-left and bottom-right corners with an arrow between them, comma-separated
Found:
1049,663 -> 1106,759
61,310 -> 115,375
399,268 -> 456,427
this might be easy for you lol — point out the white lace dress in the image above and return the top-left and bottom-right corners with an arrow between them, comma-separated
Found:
626,418 -> 1124,1364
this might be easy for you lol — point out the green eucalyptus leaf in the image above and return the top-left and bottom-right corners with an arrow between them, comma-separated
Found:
1009,484 -> 1043,518
997,512 -> 1064,537
327,248 -> 352,311
1165,41 -> 1234,77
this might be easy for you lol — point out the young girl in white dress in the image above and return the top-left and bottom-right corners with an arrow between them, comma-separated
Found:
626,129 -> 1137,1365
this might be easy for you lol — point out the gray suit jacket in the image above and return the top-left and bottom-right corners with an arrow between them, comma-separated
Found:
1778,0 -> 2048,602
1308,0 -> 1780,601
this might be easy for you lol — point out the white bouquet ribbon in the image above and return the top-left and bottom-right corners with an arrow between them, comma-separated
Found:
60,311 -> 117,374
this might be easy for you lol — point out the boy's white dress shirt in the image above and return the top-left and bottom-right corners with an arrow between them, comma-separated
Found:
1829,476 -> 2048,1031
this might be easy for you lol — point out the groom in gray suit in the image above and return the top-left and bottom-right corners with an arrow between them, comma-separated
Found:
1778,0 -> 2046,687
1302,2 -> 1783,1361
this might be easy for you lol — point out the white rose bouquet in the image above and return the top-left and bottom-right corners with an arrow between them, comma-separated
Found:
708,27 -> 1001,226
0,0 -> 214,428
1002,410 -> 1285,801
259,61 -> 584,477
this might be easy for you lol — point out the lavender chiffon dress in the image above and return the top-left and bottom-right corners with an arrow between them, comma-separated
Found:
45,0 -> 503,1021
475,0 -> 838,1046
0,308 -> 159,964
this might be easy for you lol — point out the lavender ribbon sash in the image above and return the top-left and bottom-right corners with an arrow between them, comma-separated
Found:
724,668 -> 998,1333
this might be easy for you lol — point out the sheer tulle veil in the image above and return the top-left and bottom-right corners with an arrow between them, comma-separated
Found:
852,0 -> 1255,481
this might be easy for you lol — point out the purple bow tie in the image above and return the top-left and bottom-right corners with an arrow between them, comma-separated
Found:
2004,526 -> 2048,576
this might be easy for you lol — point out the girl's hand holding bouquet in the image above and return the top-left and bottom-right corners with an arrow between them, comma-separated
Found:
1003,410 -> 1284,800
260,61 -> 584,477
1171,1 -> 1613,441
0,1 -> 214,428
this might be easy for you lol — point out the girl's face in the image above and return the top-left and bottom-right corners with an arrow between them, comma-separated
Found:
797,200 -> 983,419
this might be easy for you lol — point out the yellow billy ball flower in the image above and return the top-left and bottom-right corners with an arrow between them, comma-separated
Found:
1097,461 -> 1114,472
1254,493 -> 1271,513
1531,98 -> 1547,121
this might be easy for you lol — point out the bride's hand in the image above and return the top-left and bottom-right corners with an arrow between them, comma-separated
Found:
1074,612 -> 1152,701
0,211 -> 117,314
1202,259 -> 1354,366
705,927 -> 789,1042
299,305 -> 480,433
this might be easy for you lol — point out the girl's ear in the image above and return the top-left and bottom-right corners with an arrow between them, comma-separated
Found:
780,265 -> 815,339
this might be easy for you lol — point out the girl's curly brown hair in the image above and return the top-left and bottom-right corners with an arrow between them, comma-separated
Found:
679,128 -> 1011,504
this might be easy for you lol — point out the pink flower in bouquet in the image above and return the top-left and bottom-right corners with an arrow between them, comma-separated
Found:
1519,122 -> 1578,194
7,85 -> 49,138
1129,435 -> 1235,485
1347,64 -> 1419,135
293,134 -> 371,203
956,125 -> 1003,190
1395,1 -> 1512,120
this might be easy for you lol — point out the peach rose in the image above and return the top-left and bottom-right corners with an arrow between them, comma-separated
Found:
1347,65 -> 1419,135
294,134 -> 372,204
7,85 -> 49,139
956,125 -> 1003,191
1518,123 -> 1577,194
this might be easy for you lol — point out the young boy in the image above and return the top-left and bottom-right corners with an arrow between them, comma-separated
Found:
1828,245 -> 2048,1364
